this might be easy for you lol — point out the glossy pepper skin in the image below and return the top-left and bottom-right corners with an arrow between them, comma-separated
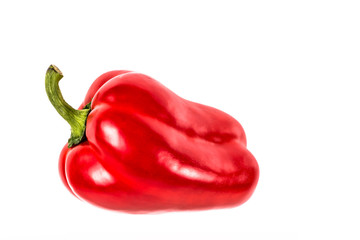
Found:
46,65 -> 259,213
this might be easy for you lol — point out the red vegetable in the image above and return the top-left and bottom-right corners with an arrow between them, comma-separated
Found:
45,65 -> 259,213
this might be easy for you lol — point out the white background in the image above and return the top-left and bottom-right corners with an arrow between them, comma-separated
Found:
0,0 -> 359,239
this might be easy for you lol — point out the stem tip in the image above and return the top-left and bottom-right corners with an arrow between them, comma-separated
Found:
48,64 -> 63,75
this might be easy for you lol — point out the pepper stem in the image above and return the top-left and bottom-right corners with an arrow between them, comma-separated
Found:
45,65 -> 91,147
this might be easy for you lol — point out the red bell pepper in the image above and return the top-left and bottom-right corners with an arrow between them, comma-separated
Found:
45,65 -> 259,213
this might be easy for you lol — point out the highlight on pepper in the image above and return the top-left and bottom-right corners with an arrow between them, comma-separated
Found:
45,65 -> 259,213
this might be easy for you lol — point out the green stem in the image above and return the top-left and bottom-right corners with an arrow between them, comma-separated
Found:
45,65 -> 91,147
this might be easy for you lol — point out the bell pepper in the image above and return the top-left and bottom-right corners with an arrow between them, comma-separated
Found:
45,65 -> 259,213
